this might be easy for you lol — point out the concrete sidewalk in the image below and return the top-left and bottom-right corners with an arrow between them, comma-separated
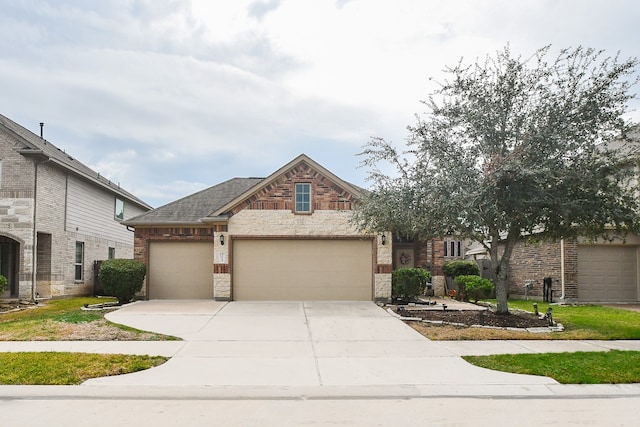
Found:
1,300 -> 639,398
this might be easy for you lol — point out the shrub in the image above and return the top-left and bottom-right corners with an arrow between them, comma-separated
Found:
443,260 -> 479,278
99,259 -> 146,304
392,268 -> 432,302
0,274 -> 6,296
455,275 -> 494,303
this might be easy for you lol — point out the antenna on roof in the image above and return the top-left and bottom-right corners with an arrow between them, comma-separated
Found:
39,122 -> 44,139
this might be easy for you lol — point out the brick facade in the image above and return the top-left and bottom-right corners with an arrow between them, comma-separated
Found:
506,239 -> 578,301
0,115 -> 150,299
132,159 -> 392,301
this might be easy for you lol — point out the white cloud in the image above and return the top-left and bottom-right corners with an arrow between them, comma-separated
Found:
1,0 -> 638,207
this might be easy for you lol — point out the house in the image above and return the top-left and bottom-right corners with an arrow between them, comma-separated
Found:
124,154 -> 394,301
503,235 -> 640,303
0,114 -> 151,300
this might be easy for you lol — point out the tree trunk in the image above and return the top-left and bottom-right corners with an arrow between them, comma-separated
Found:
489,231 -> 517,315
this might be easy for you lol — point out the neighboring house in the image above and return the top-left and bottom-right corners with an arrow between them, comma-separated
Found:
124,154 -> 393,301
506,235 -> 640,303
0,114 -> 151,300
505,131 -> 640,304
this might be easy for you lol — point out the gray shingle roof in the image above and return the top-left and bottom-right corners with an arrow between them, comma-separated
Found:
0,113 -> 151,210
123,177 -> 264,226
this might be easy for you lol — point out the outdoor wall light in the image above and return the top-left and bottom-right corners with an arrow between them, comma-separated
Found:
220,234 -> 225,245
381,234 -> 386,245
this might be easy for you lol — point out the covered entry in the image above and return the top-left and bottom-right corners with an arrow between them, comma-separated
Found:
232,238 -> 373,301
148,242 -> 214,299
0,236 -> 19,297
577,245 -> 638,302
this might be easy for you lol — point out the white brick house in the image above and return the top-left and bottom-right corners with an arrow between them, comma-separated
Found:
0,114 -> 151,299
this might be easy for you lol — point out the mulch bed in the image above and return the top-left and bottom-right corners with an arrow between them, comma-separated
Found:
396,307 -> 552,329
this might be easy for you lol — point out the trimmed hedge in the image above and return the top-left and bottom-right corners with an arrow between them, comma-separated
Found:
98,259 -> 146,304
392,268 -> 432,302
454,275 -> 495,302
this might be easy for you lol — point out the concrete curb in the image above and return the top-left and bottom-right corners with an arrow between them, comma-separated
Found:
2,383 -> 640,400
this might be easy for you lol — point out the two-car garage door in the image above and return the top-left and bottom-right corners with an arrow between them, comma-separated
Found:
233,239 -> 373,301
148,239 -> 373,301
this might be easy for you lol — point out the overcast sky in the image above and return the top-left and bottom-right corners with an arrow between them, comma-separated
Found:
2,0 -> 639,208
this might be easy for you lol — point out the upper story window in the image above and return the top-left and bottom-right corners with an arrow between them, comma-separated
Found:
115,198 -> 124,220
295,183 -> 311,213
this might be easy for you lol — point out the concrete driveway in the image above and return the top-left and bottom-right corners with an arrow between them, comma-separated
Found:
85,300 -> 556,394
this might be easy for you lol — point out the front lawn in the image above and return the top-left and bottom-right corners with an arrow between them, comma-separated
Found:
409,300 -> 640,340
0,297 -> 175,385
0,352 -> 168,385
0,297 -> 178,341
464,350 -> 640,384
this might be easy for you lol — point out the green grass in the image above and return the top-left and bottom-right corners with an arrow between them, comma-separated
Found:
464,350 -> 640,384
0,297 -> 178,341
0,352 -> 168,385
491,300 -> 640,340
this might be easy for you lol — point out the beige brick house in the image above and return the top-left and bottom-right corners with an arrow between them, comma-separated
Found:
0,114 -> 151,300
124,154 -> 394,301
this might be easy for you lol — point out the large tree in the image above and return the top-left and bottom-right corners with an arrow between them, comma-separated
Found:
355,46 -> 640,314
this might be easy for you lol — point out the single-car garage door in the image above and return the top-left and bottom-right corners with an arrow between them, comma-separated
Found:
577,245 -> 638,302
233,239 -> 373,301
148,242 -> 214,299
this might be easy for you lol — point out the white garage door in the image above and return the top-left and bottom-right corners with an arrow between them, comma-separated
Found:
148,242 -> 214,299
577,245 -> 638,302
233,239 -> 373,301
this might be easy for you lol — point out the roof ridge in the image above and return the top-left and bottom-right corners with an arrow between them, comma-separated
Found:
0,113 -> 151,209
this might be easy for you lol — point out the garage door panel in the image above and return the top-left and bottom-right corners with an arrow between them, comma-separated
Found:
578,245 -> 638,302
233,239 -> 373,301
149,242 -> 214,299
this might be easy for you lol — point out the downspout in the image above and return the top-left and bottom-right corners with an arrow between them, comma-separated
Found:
31,161 -> 39,302
559,238 -> 566,301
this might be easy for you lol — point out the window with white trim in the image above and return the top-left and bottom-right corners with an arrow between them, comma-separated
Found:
115,198 -> 124,220
295,183 -> 311,213
444,240 -> 463,258
74,241 -> 84,281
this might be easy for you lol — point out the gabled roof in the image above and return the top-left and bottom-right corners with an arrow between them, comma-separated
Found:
124,154 -> 364,227
123,177 -> 264,226
0,114 -> 151,210
208,154 -> 364,218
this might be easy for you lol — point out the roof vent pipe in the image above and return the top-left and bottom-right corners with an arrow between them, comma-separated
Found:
39,122 -> 44,139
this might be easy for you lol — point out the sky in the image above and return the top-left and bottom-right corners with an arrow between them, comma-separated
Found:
1,0 -> 639,208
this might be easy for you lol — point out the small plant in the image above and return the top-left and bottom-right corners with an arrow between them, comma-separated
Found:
0,274 -> 7,296
99,259 -> 146,304
392,268 -> 432,302
455,275 -> 494,303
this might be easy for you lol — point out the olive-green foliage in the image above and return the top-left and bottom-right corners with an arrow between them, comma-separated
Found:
392,268 -> 432,302
0,274 -> 6,295
443,260 -> 479,278
99,259 -> 146,304
455,275 -> 494,302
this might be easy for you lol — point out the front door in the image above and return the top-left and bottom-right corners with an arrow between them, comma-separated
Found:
0,236 -> 19,297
